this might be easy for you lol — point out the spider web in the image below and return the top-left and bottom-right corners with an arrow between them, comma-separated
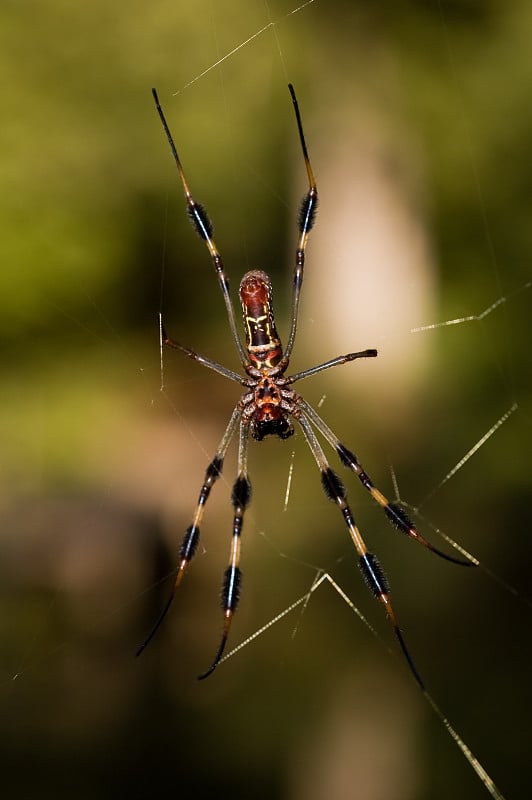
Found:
0,2 -> 530,800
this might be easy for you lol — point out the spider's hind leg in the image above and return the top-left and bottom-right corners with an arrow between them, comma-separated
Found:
198,418 -> 252,680
297,412 -> 425,690
136,407 -> 241,656
300,399 -> 476,568
336,443 -> 477,567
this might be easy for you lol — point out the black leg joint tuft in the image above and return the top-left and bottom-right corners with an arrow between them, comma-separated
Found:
298,191 -> 318,233
221,566 -> 242,610
231,475 -> 252,510
385,503 -> 414,533
188,202 -> 213,240
179,524 -> 200,561
321,467 -> 346,502
336,443 -> 357,469
359,552 -> 389,597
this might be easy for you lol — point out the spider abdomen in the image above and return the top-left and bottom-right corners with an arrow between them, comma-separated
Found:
240,270 -> 283,369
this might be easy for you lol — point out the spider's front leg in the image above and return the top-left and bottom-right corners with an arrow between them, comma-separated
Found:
198,418 -> 252,680
152,88 -> 247,365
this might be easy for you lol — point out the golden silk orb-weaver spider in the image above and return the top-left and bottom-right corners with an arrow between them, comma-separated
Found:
137,85 -> 475,683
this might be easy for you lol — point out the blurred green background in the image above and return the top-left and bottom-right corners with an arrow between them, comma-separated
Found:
0,1 -> 531,798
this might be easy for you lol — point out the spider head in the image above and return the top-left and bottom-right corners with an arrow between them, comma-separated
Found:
251,414 -> 294,442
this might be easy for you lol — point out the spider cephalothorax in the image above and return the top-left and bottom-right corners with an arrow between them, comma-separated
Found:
243,370 -> 295,442
137,84 -> 475,684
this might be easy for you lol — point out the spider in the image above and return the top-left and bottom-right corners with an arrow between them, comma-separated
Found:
137,84 -> 475,684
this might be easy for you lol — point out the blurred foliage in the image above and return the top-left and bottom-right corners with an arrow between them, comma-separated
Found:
0,2 -> 531,800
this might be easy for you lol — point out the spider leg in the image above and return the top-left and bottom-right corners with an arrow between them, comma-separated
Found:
152,89 -> 247,365
198,418 -> 252,680
284,84 -> 319,361
297,412 -> 425,690
300,399 -> 476,567
288,349 -> 378,384
136,407 -> 241,656
162,320 -> 246,385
